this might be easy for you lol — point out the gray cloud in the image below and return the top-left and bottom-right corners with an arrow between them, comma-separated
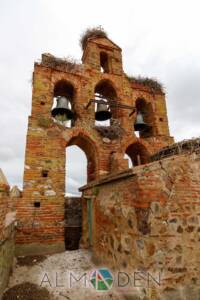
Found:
66,146 -> 87,195
0,0 -> 200,193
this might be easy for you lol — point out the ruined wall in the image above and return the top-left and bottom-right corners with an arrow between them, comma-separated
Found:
81,151 -> 200,293
0,172 -> 16,298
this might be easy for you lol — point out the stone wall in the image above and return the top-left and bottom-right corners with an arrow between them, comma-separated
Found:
0,222 -> 15,298
0,170 -> 16,298
80,151 -> 200,294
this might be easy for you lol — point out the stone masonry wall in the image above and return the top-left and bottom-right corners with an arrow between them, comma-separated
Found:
0,175 -> 16,298
0,222 -> 15,298
81,151 -> 200,295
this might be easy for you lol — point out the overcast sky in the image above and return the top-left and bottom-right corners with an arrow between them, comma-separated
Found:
0,0 -> 200,194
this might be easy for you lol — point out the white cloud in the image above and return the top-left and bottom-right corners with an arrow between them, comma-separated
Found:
66,146 -> 87,195
0,0 -> 200,191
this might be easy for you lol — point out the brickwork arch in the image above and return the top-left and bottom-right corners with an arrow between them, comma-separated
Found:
54,80 -> 74,96
51,76 -> 80,105
135,97 -> 154,137
123,137 -> 154,155
124,140 -> 150,167
94,79 -> 118,97
94,79 -> 119,119
53,79 -> 76,105
66,133 -> 99,182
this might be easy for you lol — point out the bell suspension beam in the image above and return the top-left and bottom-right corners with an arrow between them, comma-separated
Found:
85,98 -> 136,116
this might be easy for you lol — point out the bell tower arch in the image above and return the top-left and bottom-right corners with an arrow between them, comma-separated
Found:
81,29 -> 123,75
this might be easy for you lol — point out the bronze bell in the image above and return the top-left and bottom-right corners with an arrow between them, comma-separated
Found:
134,111 -> 149,131
95,102 -> 112,121
51,96 -> 74,121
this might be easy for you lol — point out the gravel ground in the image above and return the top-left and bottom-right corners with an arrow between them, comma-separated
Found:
4,250 -> 124,300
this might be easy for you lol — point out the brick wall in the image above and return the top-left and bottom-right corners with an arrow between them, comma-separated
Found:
81,151 -> 200,292
16,35 -> 173,254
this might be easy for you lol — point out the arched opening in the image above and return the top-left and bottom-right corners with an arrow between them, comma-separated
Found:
64,136 -> 97,250
65,146 -> 87,196
100,52 -> 109,73
125,142 -> 149,167
67,135 -> 97,182
135,98 -> 154,137
94,80 -> 118,126
124,153 -> 133,168
51,80 -> 75,128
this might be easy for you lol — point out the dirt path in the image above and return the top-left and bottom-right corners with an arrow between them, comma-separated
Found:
4,250 -> 125,300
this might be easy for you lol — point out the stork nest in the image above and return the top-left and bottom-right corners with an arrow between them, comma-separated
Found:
127,75 -> 164,94
151,137 -> 200,161
95,119 -> 125,140
80,26 -> 108,50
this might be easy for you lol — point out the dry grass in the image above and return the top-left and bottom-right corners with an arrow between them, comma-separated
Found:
151,137 -> 200,161
41,53 -> 81,72
127,75 -> 164,93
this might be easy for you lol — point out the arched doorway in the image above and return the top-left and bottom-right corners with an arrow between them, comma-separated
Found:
125,142 -> 149,167
64,135 -> 97,250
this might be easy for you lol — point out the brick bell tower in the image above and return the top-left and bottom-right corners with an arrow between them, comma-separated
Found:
16,29 -> 173,255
